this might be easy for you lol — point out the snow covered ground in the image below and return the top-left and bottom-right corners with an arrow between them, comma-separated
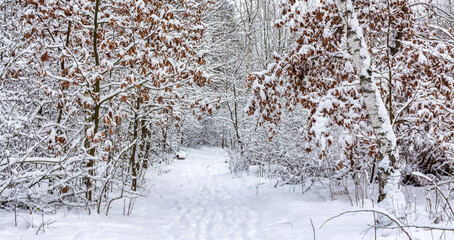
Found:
0,147 -> 452,240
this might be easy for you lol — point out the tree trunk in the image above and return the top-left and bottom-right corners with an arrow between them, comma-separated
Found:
86,0 -> 101,202
130,97 -> 140,192
336,0 -> 405,212
140,119 -> 149,169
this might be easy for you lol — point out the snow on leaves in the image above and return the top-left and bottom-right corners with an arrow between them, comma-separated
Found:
246,0 -> 454,203
1,0 -> 213,210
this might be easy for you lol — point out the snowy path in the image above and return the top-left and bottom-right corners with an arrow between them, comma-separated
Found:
153,148 -> 259,240
0,147 -> 436,240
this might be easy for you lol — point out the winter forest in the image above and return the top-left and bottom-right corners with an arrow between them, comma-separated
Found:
1,0 -> 454,239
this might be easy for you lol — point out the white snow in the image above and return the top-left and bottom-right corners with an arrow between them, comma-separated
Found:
418,52 -> 428,65
377,167 -> 406,218
0,148 -> 451,240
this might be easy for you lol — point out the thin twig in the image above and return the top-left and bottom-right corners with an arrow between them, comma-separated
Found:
320,209 -> 413,240
310,218 -> 316,240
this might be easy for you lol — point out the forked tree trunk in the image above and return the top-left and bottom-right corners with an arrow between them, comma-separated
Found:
336,0 -> 405,211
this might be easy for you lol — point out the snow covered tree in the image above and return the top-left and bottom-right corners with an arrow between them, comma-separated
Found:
197,0 -> 293,151
397,0 -> 454,183
1,0 -> 211,212
247,0 -> 454,212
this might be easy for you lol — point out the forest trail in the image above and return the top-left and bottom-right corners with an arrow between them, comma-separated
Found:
0,147 -> 402,240
151,147 -> 259,240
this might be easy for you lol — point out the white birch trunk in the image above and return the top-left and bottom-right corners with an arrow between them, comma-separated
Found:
335,0 -> 405,214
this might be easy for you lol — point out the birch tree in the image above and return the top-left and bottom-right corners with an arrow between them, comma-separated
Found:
246,0 -> 453,212
334,0 -> 404,210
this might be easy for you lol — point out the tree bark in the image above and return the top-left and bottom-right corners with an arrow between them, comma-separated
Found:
335,0 -> 405,211
86,0 -> 101,202
130,97 -> 141,191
